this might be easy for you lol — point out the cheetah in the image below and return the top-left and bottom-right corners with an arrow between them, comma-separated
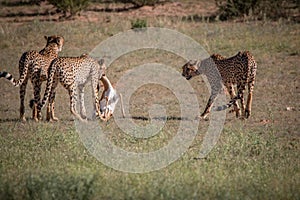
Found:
182,51 -> 257,119
0,35 -> 64,121
204,53 -> 240,115
210,53 -> 226,61
98,75 -> 125,121
35,54 -> 106,121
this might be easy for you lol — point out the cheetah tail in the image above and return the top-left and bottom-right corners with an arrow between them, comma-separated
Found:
29,99 -> 36,109
37,64 -> 56,111
0,54 -> 30,87
0,71 -> 14,83
215,95 -> 240,111
0,71 -> 25,87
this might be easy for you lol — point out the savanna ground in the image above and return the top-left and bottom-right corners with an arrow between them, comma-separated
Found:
0,0 -> 299,199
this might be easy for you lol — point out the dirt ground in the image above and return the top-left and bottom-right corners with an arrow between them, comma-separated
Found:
0,1 -> 299,199
0,0 -> 217,22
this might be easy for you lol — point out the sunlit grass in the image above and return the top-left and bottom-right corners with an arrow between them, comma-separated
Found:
0,16 -> 299,199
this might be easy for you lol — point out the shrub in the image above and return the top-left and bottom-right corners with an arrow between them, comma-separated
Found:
48,0 -> 90,18
215,0 -> 300,21
256,0 -> 300,20
24,173 -> 96,200
215,0 -> 258,20
95,0 -> 162,7
130,0 -> 160,6
131,19 -> 147,29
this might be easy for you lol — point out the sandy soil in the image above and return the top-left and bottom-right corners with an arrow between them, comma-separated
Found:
0,0 -> 218,22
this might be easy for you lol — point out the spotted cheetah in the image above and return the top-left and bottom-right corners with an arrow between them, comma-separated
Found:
203,53 -> 241,116
0,35 -> 64,121
182,51 -> 257,119
35,54 -> 106,121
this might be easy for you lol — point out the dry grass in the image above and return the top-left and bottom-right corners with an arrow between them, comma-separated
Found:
0,6 -> 299,199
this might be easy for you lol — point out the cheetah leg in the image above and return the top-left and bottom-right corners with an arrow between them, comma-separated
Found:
201,92 -> 217,120
46,103 -> 52,121
237,86 -> 246,119
51,102 -> 58,121
226,84 -> 240,118
31,79 -> 42,122
240,92 -> 245,118
47,101 -> 58,122
69,87 -> 85,121
245,80 -> 255,118
78,85 -> 87,120
91,76 -> 100,119
19,78 -> 28,122
47,79 -> 59,122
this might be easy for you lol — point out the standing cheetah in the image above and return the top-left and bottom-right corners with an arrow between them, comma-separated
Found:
182,51 -> 257,119
0,35 -> 64,121
35,54 -> 106,121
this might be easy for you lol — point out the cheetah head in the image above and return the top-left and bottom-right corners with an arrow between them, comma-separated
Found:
44,35 -> 64,52
181,60 -> 200,80
210,53 -> 225,61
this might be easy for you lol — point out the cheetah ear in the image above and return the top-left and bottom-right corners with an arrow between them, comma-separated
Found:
188,60 -> 198,65
187,60 -> 193,64
186,60 -> 196,67
57,36 -> 64,43
44,36 -> 48,40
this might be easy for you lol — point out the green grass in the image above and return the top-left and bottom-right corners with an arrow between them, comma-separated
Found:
0,15 -> 299,199
1,125 -> 299,199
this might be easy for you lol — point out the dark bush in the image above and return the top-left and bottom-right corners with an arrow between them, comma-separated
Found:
92,0 -> 162,7
215,0 -> 258,20
48,0 -> 90,18
215,0 -> 300,21
130,0 -> 160,6
131,18 -> 147,29
256,0 -> 300,20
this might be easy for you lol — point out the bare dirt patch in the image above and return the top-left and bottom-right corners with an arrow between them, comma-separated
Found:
0,0 -> 217,22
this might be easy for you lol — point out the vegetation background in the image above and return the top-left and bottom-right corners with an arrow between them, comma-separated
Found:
0,0 -> 299,199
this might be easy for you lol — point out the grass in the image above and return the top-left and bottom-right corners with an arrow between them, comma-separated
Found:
1,125 -> 299,199
0,14 -> 299,199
